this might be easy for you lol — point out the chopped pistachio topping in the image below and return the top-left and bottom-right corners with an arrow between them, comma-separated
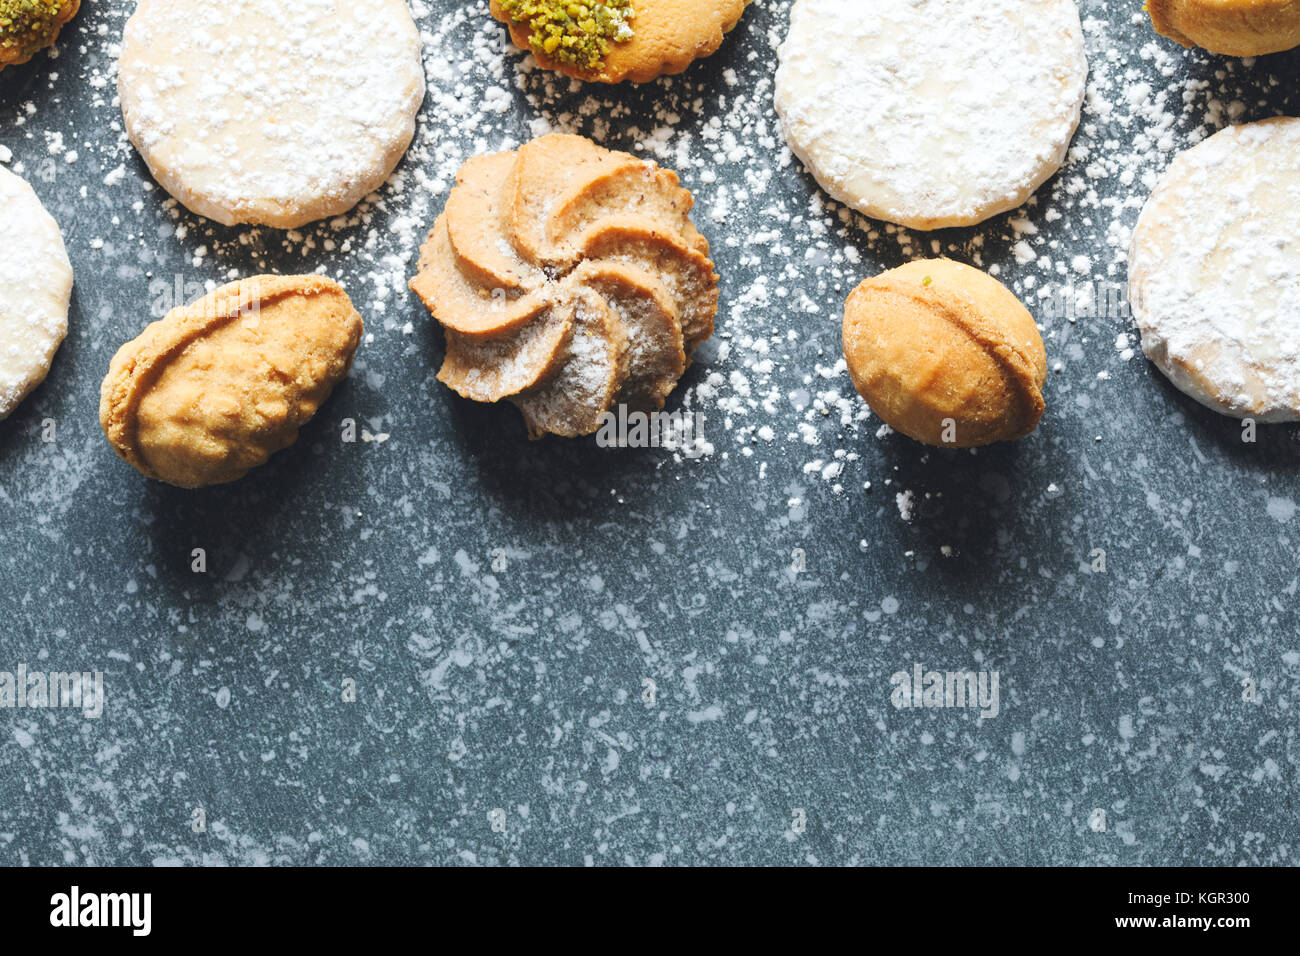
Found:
500,0 -> 635,72
0,0 -> 71,57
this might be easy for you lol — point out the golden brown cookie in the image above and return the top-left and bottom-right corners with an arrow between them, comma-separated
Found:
843,260 -> 1047,448
410,133 -> 718,438
100,275 -> 363,489
491,0 -> 752,84
0,0 -> 79,69
1147,0 -> 1300,56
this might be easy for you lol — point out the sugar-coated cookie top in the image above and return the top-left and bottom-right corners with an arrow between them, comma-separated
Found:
118,0 -> 425,229
775,0 -> 1088,230
0,166 -> 72,418
1129,117 -> 1300,421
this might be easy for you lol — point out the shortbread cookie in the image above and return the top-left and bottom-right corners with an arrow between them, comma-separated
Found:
118,0 -> 425,230
1129,118 -> 1300,422
1148,0 -> 1300,56
100,276 -> 363,488
491,0 -> 752,84
843,260 -> 1047,448
0,0 -> 79,69
775,0 -> 1088,231
410,133 -> 718,438
0,166 -> 72,420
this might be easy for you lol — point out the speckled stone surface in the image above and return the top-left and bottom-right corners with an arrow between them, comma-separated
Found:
0,1 -> 1296,866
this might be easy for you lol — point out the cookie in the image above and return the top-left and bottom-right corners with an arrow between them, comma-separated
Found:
775,0 -> 1088,231
843,260 -> 1047,448
491,0 -> 752,84
0,0 -> 79,70
118,0 -> 425,230
0,165 -> 72,421
1129,117 -> 1300,422
410,133 -> 718,438
1148,0 -> 1300,56
100,275 -> 363,488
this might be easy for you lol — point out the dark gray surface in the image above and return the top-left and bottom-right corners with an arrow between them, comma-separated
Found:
0,0 -> 1297,865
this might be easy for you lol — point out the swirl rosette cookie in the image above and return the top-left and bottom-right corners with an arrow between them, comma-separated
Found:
410,133 -> 718,439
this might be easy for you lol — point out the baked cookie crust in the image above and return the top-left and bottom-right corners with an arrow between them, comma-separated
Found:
100,275 -> 363,488
0,0 -> 79,69
1147,0 -> 1300,57
843,260 -> 1047,448
491,0 -> 752,84
410,133 -> 718,438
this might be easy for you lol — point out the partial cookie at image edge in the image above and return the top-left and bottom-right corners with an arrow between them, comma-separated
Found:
0,165 -> 73,421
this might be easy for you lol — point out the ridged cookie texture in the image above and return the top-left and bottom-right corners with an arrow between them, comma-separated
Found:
491,0 -> 752,84
843,260 -> 1048,448
1148,0 -> 1300,56
0,0 -> 80,69
411,133 -> 718,439
100,276 -> 363,489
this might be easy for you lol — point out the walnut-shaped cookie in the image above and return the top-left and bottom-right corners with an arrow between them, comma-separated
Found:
1147,0 -> 1300,56
100,276 -> 363,488
843,259 -> 1047,448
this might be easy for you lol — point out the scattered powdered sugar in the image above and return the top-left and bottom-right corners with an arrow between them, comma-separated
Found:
7,0 -> 1294,511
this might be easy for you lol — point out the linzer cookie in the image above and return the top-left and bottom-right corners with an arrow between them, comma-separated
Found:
410,133 -> 718,438
491,0 -> 752,84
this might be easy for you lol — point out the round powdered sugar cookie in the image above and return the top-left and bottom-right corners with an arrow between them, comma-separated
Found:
0,166 -> 72,421
118,0 -> 425,230
774,0 -> 1088,231
1129,117 -> 1300,422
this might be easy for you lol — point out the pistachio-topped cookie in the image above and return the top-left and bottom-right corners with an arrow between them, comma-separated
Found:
0,0 -> 79,69
491,0 -> 752,84
497,0 -> 635,73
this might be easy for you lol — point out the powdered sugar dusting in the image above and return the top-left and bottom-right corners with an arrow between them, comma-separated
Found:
774,0 -> 1089,229
1129,117 -> 1300,421
0,167 -> 72,417
118,0 -> 425,228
